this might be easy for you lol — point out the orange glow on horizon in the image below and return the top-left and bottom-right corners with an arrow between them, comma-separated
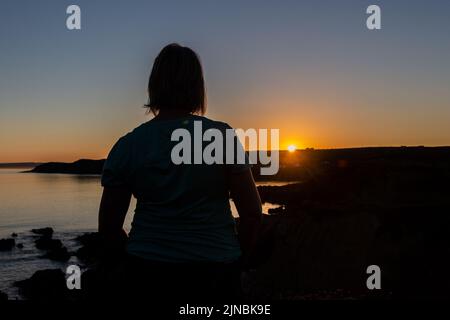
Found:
1,137 -> 310,162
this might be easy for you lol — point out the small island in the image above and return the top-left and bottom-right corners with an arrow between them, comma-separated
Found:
28,159 -> 105,175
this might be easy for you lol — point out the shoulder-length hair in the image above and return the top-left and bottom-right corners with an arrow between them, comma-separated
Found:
145,43 -> 206,115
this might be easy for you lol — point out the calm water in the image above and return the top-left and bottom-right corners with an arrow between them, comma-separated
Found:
0,168 -> 286,237
0,167 -> 288,299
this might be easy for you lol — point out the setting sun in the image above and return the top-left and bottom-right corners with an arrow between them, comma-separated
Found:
287,145 -> 297,152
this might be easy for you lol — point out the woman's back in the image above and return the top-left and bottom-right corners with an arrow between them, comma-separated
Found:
102,115 -> 243,262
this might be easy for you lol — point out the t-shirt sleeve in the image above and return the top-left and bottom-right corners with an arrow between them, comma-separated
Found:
223,123 -> 252,174
101,135 -> 132,188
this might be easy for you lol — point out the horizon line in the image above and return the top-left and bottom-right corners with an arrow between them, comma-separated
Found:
2,145 -> 450,165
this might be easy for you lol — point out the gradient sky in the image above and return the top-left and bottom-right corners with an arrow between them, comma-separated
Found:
1,0 -> 450,162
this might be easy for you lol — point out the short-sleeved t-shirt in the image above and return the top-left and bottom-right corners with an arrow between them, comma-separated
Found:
101,115 -> 249,263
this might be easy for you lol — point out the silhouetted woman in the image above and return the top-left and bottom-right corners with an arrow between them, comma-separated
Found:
98,43 -> 262,301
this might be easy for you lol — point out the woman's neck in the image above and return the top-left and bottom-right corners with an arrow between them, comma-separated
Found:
154,109 -> 192,121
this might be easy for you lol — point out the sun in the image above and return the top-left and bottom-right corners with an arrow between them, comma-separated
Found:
287,145 -> 297,152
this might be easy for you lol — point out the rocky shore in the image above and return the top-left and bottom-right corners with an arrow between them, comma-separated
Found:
5,146 -> 450,300
8,201 -> 450,301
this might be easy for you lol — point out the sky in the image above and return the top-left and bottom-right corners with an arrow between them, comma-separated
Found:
1,0 -> 450,162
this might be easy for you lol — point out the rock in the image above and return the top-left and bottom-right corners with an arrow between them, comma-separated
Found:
267,205 -> 286,215
14,269 -> 67,301
31,227 -> 54,238
11,232 -> 18,238
16,243 -> 24,249
74,232 -> 102,264
42,246 -> 71,262
0,290 -> 8,301
30,228 -> 71,262
35,237 -> 62,251
75,232 -> 101,246
0,238 -> 15,251
74,231 -> 127,264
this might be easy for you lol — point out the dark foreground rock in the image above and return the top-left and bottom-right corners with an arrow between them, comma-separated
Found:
0,290 -> 8,301
31,227 -> 54,238
74,232 -> 103,264
13,266 -> 110,301
249,153 -> 450,299
32,227 -> 71,262
42,246 -> 71,262
0,238 -> 15,251
35,237 -> 62,251
74,231 -> 127,265
14,269 -> 68,301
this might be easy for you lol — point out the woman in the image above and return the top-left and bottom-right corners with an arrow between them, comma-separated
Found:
98,43 -> 262,301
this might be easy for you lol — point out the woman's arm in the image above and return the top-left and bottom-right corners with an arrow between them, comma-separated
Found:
229,168 -> 262,266
98,186 -> 132,251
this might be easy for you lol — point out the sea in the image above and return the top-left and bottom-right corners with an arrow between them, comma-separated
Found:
0,167 -> 288,299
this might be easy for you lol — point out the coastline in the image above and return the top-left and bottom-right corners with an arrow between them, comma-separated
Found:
2,146 -> 450,300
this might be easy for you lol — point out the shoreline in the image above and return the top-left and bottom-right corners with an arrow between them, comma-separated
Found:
2,146 -> 450,300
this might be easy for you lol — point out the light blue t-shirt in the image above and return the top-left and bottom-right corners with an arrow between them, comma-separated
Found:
101,115 -> 248,263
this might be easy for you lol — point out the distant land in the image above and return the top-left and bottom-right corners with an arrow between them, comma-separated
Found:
26,159 -> 105,175
0,162 -> 41,168
24,146 -> 450,181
